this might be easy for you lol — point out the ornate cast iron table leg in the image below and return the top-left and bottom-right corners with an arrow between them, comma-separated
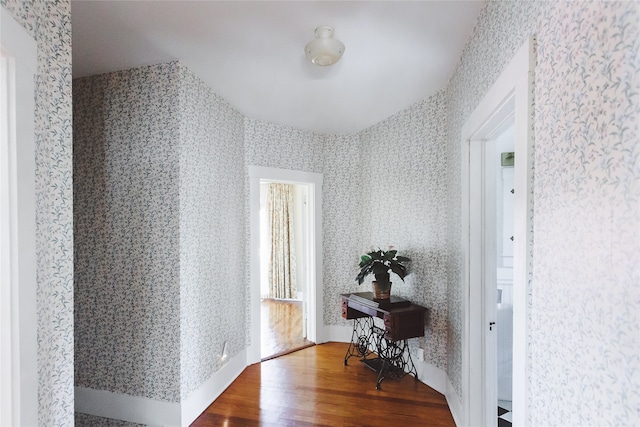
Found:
344,317 -> 374,365
362,327 -> 419,390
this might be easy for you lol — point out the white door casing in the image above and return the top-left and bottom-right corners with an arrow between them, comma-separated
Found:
247,166 -> 323,365
459,38 -> 535,427
0,9 -> 38,427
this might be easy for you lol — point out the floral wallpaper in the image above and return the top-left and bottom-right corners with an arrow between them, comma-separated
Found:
70,1 -> 639,425
356,93 -> 450,368
320,132 -> 362,329
74,63 -> 183,402
244,118 -> 325,174
74,61 -> 247,415
177,65 -> 245,400
529,1 -> 638,424
445,0 -> 639,424
76,413 -> 143,427
1,1 -> 74,425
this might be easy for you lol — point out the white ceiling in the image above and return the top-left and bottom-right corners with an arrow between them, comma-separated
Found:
71,1 -> 484,135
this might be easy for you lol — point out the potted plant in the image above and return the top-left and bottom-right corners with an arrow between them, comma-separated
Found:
356,247 -> 410,300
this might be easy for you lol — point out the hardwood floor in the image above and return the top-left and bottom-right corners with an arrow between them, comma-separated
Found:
261,298 -> 314,360
191,342 -> 455,427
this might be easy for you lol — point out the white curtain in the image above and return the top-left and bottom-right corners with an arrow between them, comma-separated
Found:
268,183 -> 297,299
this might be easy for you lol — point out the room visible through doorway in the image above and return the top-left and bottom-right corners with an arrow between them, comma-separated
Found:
259,181 -> 314,360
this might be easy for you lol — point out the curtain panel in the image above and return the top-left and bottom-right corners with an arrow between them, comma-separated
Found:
268,183 -> 297,299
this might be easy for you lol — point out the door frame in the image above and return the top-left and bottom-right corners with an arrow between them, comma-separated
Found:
460,38 -> 535,426
247,166 -> 324,365
1,11 -> 38,427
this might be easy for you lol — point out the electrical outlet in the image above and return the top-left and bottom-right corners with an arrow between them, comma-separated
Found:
416,348 -> 425,362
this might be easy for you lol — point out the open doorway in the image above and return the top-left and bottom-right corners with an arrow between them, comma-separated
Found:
459,38 -> 534,427
481,120 -> 516,426
248,166 -> 323,365
259,181 -> 314,360
493,123 -> 515,426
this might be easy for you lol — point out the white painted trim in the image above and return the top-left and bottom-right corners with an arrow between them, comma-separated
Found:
75,349 -> 247,427
0,8 -> 37,427
511,39 -> 535,427
467,140 -> 484,423
248,166 -> 324,364
323,325 -> 352,343
460,39 -> 531,139
181,349 -> 247,426
459,122 -> 471,427
0,10 -> 37,70
483,138 -> 499,427
414,360 -> 448,395
75,388 -> 181,427
460,37 -> 535,427
446,377 -> 464,427
0,52 -> 12,427
248,170 -> 262,364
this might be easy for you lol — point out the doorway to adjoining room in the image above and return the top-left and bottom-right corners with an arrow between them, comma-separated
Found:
460,38 -> 534,427
259,182 -> 314,360
490,122 -> 515,426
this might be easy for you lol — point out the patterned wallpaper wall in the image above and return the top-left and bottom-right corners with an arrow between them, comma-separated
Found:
1,1 -> 74,425
244,118 -> 325,173
356,93 -> 449,368
320,133 -> 362,328
528,2 -> 638,423
74,61 -> 247,412
177,65 -> 245,400
74,63 -> 183,402
66,0 -> 640,424
445,1 -> 639,424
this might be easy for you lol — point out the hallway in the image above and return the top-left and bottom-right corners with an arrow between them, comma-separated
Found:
191,342 -> 455,426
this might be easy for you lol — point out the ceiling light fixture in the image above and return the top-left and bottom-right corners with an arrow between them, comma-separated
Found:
304,25 -> 345,66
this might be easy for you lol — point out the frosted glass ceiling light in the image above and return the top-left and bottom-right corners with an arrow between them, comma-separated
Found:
305,25 -> 345,66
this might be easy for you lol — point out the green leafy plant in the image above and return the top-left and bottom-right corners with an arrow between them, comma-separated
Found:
356,247 -> 410,289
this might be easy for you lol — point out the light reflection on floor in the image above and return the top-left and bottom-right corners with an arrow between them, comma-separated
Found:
260,298 -> 314,360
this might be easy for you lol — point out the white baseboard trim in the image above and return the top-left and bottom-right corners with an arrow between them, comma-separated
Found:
75,387 -> 180,427
75,336 -> 458,426
413,360 -> 448,395
181,349 -> 246,426
75,350 -> 247,427
446,376 -> 464,427
322,325 -> 352,343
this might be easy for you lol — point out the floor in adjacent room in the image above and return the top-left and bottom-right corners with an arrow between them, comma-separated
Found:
260,298 -> 314,360
498,400 -> 513,426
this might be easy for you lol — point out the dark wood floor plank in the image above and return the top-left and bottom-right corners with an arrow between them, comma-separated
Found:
191,342 -> 455,427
